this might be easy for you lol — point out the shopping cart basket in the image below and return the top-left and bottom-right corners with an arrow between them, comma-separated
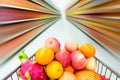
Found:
3,54 -> 120,80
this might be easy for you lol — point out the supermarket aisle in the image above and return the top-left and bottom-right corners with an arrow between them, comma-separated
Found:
46,0 -> 78,11
0,0 -> 120,80
1,17 -> 120,80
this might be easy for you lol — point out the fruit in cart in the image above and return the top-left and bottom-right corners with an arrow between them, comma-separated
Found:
64,39 -> 78,52
46,61 -> 63,79
64,65 -> 75,73
35,47 -> 54,65
55,50 -> 71,67
79,43 -> 96,58
70,50 -> 87,70
18,50 -> 46,80
85,57 -> 97,71
59,71 -> 76,80
45,37 -> 61,53
17,38 -> 111,80
75,70 -> 102,80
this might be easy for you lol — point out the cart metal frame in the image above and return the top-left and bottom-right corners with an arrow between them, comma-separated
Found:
3,54 -> 120,80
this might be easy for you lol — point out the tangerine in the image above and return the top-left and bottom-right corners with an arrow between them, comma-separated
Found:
35,47 -> 54,65
64,65 -> 75,73
46,61 -> 63,79
79,43 -> 96,58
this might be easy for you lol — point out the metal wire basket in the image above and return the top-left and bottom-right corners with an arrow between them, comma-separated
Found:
3,55 -> 120,80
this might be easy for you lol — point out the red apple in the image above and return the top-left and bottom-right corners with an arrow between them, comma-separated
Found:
64,39 -> 78,52
70,50 -> 87,70
45,37 -> 61,53
55,50 -> 71,67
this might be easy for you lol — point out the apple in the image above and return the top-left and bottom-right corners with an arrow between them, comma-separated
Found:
55,50 -> 71,67
64,39 -> 78,52
85,57 -> 97,71
70,50 -> 87,70
45,37 -> 61,53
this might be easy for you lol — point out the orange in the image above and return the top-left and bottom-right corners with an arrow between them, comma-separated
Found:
75,70 -> 101,80
64,65 -> 75,73
35,47 -> 54,65
79,43 -> 96,58
46,61 -> 63,79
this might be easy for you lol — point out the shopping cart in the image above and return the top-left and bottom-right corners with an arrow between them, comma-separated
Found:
3,54 -> 120,80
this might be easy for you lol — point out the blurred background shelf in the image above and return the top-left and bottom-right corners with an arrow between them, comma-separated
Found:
66,0 -> 120,57
0,0 -> 60,64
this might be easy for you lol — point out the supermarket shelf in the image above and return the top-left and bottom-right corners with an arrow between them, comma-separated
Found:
0,18 -> 120,79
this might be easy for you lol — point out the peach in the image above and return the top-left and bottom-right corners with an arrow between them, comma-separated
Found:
70,50 -> 87,70
85,57 -> 97,71
59,71 -> 76,80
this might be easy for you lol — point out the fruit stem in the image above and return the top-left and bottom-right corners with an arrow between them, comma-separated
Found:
18,50 -> 29,62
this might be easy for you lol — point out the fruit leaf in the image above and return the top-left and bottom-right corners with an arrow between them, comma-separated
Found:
18,50 -> 29,62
